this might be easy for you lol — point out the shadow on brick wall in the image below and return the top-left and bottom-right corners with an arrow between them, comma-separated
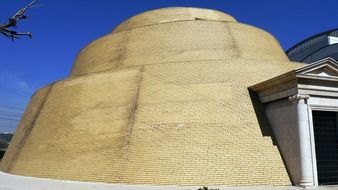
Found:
248,89 -> 294,185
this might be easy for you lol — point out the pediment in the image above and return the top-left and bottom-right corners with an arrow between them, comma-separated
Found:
250,58 -> 338,103
301,64 -> 338,77
296,57 -> 338,78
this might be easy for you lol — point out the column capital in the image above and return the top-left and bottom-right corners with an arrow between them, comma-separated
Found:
289,94 -> 310,102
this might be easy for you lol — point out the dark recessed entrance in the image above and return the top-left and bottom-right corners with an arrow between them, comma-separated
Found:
313,111 -> 338,185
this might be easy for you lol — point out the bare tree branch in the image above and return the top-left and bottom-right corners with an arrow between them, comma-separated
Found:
0,0 -> 41,41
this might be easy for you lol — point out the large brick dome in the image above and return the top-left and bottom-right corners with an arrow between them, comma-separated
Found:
1,7 -> 303,186
70,7 -> 288,76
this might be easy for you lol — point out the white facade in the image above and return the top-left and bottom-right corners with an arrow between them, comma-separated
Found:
250,58 -> 338,187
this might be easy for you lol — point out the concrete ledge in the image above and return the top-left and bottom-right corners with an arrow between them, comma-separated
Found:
0,171 -> 325,190
0,172 -> 338,190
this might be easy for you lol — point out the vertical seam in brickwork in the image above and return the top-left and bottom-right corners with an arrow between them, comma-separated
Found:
123,65 -> 144,161
127,66 -> 144,139
226,23 -> 241,58
5,84 -> 54,172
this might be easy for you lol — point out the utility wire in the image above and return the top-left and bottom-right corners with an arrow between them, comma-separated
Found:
0,104 -> 24,110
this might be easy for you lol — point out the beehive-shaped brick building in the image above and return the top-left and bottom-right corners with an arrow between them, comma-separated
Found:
0,7 -> 306,186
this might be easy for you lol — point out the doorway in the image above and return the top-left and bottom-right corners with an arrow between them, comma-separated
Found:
313,110 -> 338,185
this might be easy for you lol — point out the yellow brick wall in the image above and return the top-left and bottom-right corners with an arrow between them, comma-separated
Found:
71,21 -> 288,76
2,59 -> 303,185
0,85 -> 52,172
6,68 -> 142,181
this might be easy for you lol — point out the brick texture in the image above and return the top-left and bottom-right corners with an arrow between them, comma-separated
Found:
0,7 -> 305,186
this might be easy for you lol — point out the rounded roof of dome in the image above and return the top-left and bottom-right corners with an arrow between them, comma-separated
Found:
112,7 -> 237,33
71,7 -> 288,76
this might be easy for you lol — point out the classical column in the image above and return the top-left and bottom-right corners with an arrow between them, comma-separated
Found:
289,94 -> 314,187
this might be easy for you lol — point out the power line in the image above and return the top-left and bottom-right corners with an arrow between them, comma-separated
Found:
0,113 -> 22,117
0,117 -> 20,122
0,109 -> 23,113
0,124 -> 17,127
0,125 -> 17,130
0,104 -> 24,111
0,114 -> 21,118
0,124 -> 18,127
0,123 -> 17,125
0,128 -> 16,131
0,106 -> 22,132
0,112 -> 22,115
0,107 -> 23,110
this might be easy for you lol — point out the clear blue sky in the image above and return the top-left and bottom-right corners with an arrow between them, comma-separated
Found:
1,0 -> 338,132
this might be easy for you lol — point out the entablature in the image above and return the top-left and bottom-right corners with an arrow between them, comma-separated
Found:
250,57 -> 338,103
